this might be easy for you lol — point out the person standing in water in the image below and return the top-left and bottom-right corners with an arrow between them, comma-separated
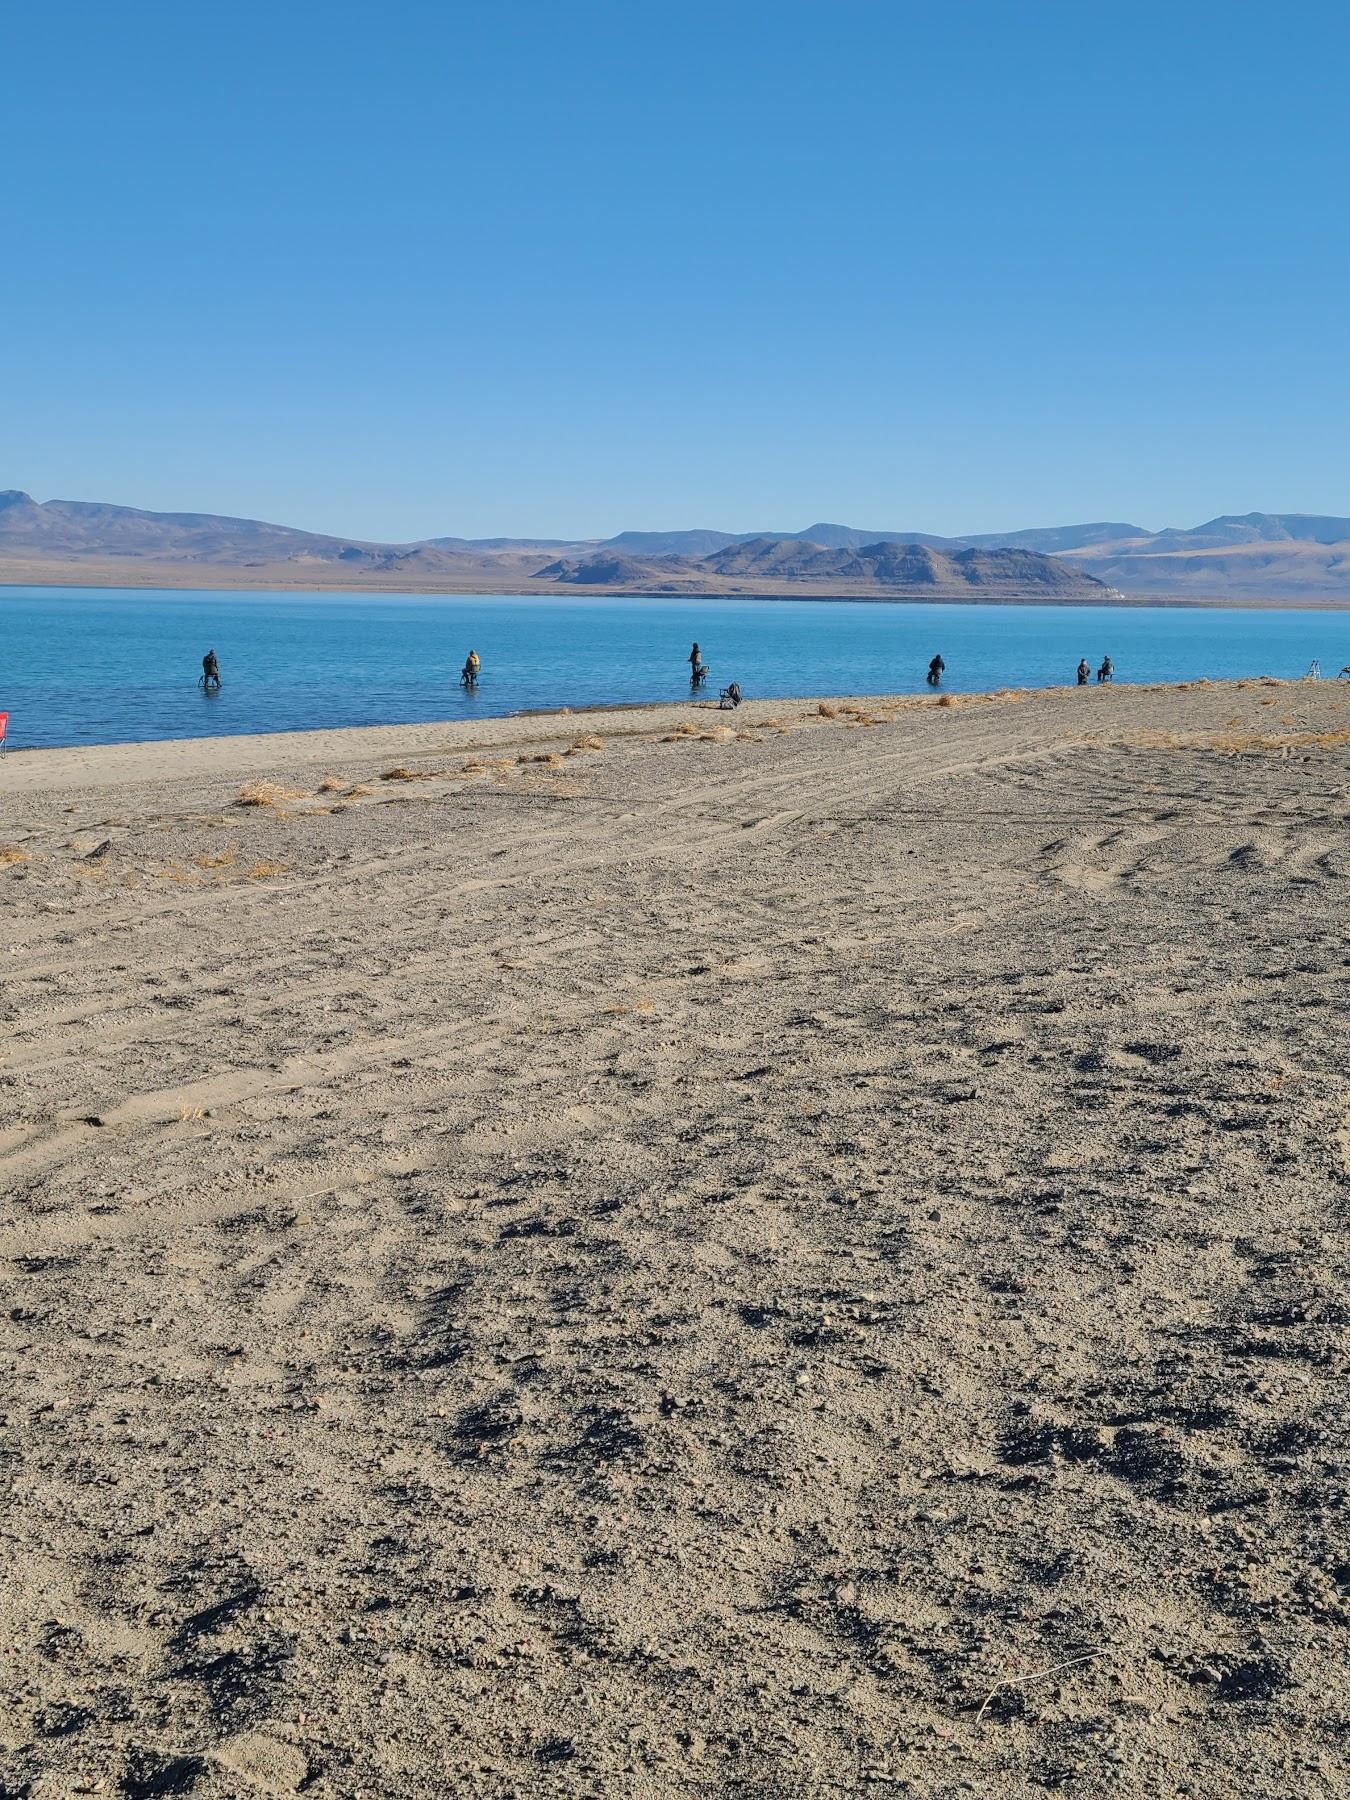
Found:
927,654 -> 945,687
462,649 -> 481,686
1077,658 -> 1091,686
201,649 -> 221,690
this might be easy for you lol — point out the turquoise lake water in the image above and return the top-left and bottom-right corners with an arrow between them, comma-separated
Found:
1,587 -> 1346,749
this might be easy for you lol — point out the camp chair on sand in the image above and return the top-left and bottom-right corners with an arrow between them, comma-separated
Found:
0,712 -> 8,752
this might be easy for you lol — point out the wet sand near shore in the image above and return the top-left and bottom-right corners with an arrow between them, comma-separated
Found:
2,680 -> 1348,1797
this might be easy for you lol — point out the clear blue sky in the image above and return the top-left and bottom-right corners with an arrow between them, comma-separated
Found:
3,1 -> 1348,542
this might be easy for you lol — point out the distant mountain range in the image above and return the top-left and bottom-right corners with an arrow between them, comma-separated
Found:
0,489 -> 476,578
600,521 -> 1149,557
3,490 -> 1350,601
538,538 -> 1107,598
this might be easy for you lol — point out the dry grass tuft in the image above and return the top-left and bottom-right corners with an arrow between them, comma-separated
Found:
937,694 -> 956,708
193,848 -> 237,870
346,783 -> 375,797
1120,729 -> 1186,750
0,846 -> 31,867
569,735 -> 605,753
665,722 -> 739,744
235,780 -> 305,808
1212,728 -> 1350,754
245,860 -> 289,880
817,702 -> 840,718
380,766 -> 423,782
1125,724 -> 1350,756
317,774 -> 347,793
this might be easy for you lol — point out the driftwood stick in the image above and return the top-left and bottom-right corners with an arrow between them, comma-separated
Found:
975,1649 -> 1103,1725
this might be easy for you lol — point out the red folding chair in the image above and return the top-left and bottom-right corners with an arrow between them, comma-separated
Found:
0,713 -> 8,752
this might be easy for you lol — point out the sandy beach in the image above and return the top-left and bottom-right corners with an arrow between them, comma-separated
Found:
2,679 -> 1348,1798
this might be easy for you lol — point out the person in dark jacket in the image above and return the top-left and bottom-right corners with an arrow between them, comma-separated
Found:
201,649 -> 221,690
1077,658 -> 1091,686
926,654 -> 945,687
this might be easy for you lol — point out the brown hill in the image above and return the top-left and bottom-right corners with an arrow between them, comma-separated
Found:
0,489 -> 384,565
1062,517 -> 1350,597
0,490 -> 540,581
534,538 -> 1113,599
701,537 -> 1107,593
534,552 -> 695,587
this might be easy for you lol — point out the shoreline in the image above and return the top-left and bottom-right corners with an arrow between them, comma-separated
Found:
0,675 -> 1312,790
4,569 -> 1350,610
1,690 -> 948,787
